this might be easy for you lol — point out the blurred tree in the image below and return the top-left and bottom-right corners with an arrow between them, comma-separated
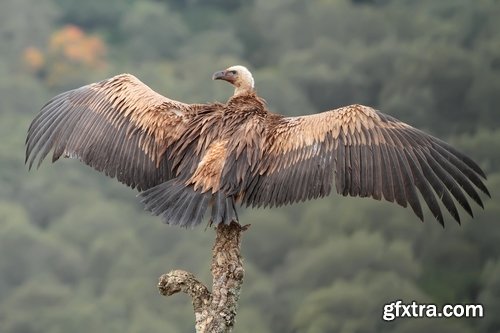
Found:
419,234 -> 482,303
351,0 -> 391,5
293,272 -> 427,333
393,318 -> 474,333
44,25 -> 107,88
242,209 -> 300,271
1,278 -> 73,333
281,230 -> 420,292
0,203 -> 82,299
19,24 -> 109,90
49,25 -> 106,67
54,0 -> 130,32
163,0 -> 251,12
119,1 -> 188,62
0,0 -> 58,63
478,259 -> 500,332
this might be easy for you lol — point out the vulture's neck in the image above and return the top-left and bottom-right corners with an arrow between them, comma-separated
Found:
233,85 -> 254,97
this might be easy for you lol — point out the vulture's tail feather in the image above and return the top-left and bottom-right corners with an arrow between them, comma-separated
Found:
138,180 -> 238,227
210,191 -> 239,226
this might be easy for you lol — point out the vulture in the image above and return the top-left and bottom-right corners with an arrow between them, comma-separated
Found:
26,65 -> 490,228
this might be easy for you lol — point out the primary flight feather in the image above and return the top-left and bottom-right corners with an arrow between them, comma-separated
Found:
26,65 -> 490,227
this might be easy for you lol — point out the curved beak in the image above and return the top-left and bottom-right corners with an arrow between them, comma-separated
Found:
212,70 -> 226,80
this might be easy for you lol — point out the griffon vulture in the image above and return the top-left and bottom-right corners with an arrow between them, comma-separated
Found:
26,65 -> 490,227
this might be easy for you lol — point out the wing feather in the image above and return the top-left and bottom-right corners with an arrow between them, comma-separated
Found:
379,143 -> 395,203
395,148 -> 423,219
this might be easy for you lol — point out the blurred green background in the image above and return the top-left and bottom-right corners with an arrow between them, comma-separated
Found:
1,0 -> 499,332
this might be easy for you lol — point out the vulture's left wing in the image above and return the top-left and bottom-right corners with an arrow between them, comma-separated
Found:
243,104 -> 490,225
26,74 -> 200,191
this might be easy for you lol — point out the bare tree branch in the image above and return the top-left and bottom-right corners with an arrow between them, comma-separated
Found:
158,270 -> 211,318
158,221 -> 247,333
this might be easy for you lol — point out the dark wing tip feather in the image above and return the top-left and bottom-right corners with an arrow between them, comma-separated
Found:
436,138 -> 488,179
432,142 -> 490,198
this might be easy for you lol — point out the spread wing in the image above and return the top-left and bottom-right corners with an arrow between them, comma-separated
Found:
243,104 -> 490,225
26,73 -> 200,191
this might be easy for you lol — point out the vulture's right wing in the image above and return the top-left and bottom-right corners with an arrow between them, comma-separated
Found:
26,74 -> 199,191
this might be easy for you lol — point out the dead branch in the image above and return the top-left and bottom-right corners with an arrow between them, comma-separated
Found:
158,221 -> 247,333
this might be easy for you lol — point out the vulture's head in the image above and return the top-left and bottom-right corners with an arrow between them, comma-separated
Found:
212,65 -> 255,96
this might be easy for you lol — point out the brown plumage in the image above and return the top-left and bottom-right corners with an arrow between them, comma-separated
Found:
26,65 -> 490,227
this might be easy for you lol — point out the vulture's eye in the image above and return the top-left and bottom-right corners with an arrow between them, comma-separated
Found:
229,70 -> 237,75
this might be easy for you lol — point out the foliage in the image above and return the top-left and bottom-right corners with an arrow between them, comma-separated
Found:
0,0 -> 499,332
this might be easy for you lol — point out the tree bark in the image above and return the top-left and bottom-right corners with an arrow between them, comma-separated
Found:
158,221 -> 247,333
